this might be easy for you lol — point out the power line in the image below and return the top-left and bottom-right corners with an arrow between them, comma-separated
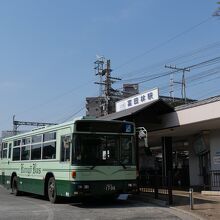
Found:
133,57 -> 220,85
60,106 -> 85,123
160,66 -> 220,95
117,40 -> 220,80
114,16 -> 213,71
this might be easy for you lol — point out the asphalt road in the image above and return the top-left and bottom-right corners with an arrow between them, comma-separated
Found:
0,186 -> 194,220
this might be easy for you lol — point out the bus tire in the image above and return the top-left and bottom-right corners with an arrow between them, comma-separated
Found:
12,176 -> 20,196
48,177 -> 57,203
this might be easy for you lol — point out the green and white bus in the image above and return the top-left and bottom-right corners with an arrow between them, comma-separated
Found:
0,119 -> 137,203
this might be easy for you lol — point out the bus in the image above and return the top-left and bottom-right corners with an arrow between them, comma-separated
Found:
0,119 -> 137,203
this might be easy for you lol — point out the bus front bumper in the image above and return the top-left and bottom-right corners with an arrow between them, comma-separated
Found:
70,180 -> 138,197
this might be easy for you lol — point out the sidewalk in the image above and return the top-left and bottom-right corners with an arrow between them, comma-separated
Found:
171,190 -> 220,220
134,190 -> 220,220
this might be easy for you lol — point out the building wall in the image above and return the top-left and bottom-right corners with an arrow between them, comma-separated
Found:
161,100 -> 220,128
210,130 -> 220,171
188,130 -> 220,188
189,140 -> 203,186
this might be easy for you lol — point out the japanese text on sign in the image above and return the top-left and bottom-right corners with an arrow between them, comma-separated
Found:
116,88 -> 159,112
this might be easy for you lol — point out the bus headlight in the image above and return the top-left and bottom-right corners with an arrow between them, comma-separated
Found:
128,183 -> 137,189
132,183 -> 137,188
77,184 -> 83,190
84,184 -> 90,190
128,183 -> 133,188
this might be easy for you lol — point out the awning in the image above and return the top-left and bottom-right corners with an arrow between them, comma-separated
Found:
100,99 -> 174,127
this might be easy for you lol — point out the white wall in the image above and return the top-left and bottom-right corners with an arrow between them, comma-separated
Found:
161,100 -> 220,128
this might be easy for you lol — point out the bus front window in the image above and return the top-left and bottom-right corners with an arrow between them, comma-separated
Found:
72,134 -> 135,166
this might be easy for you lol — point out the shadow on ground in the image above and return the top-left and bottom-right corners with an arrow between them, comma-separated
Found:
18,192 -> 149,209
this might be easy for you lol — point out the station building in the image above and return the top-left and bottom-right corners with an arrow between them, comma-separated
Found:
100,88 -> 220,191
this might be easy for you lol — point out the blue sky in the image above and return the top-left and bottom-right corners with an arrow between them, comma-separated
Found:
0,0 -> 220,132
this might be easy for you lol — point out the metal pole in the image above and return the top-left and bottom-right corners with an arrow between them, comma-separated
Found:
189,188 -> 194,210
168,171 -> 173,205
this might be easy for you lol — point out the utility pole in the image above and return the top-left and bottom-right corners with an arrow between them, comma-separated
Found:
105,59 -> 111,115
169,73 -> 174,101
165,65 -> 190,103
94,58 -> 121,115
94,56 -> 105,96
13,115 -> 57,135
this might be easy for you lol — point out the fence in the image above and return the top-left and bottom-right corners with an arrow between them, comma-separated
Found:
138,172 -> 173,204
204,170 -> 220,190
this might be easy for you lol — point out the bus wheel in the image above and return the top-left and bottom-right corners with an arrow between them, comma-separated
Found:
12,176 -> 20,196
48,177 -> 57,203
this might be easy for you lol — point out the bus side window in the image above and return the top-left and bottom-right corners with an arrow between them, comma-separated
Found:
0,143 -> 2,159
2,143 -> 8,159
61,136 -> 71,162
8,143 -> 12,159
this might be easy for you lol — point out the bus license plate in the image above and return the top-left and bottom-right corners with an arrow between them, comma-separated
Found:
105,184 -> 116,191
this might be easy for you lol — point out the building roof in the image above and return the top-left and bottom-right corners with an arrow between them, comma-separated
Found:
100,99 -> 174,120
175,95 -> 220,111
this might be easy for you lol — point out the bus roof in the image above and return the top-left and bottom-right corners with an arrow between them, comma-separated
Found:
2,117 -> 134,142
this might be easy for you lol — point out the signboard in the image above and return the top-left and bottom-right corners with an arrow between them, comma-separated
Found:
213,156 -> 220,165
213,151 -> 220,165
116,88 -> 159,112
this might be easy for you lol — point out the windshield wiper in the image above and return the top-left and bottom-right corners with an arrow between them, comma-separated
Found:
119,160 -> 127,169
90,165 -> 96,170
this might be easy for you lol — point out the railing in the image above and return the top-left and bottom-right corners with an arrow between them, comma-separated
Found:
204,170 -> 220,190
138,172 -> 173,204
210,170 -> 220,190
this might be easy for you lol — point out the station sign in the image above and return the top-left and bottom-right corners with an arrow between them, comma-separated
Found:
115,88 -> 159,112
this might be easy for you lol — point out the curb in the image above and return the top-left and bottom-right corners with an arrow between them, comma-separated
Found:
130,194 -> 205,220
201,190 -> 220,196
169,206 -> 205,220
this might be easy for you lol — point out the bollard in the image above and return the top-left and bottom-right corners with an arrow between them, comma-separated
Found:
189,188 -> 194,210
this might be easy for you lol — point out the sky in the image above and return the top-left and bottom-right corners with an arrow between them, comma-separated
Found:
0,0 -> 220,133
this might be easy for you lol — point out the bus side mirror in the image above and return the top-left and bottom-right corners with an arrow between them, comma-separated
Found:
137,127 -> 148,148
63,136 -> 72,149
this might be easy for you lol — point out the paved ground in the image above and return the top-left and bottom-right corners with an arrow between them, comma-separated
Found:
0,186 -> 194,220
135,190 -> 220,220
171,190 -> 220,220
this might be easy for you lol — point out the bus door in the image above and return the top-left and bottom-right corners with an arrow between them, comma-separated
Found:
61,135 -> 72,180
1,142 -> 11,186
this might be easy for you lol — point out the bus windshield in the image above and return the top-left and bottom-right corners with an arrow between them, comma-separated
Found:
72,134 -> 135,166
